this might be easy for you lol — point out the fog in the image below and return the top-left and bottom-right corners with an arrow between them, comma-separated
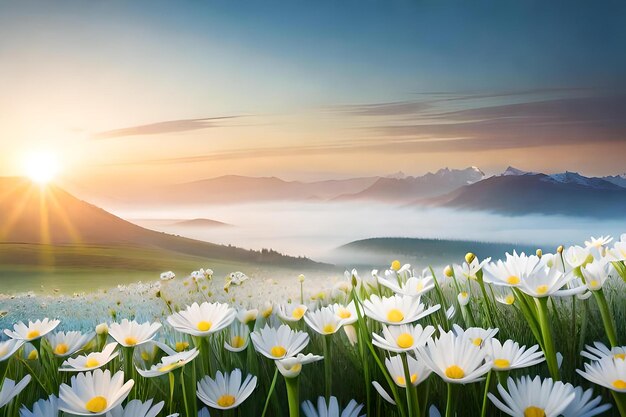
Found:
118,202 -> 626,262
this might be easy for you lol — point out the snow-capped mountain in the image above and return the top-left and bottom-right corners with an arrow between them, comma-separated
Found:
602,173 -> 626,188
501,166 -> 536,176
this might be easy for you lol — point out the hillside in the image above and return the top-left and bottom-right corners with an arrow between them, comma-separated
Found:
171,218 -> 232,228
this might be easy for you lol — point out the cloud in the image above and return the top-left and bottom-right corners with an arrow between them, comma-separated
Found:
92,116 -> 243,139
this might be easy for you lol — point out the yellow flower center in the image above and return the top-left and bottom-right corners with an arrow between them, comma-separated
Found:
85,396 -> 108,413
322,324 -> 336,334
472,338 -> 483,347
493,359 -> 510,369
396,333 -> 414,349
391,260 -> 401,271
337,309 -> 352,319
54,343 -> 69,355
524,406 -> 546,417
175,342 -> 189,352
158,362 -> 181,373
395,374 -> 417,386
460,291 -> 468,298
507,275 -> 520,285
85,358 -> 100,368
291,307 -> 305,320
614,353 -> 625,360
230,336 -> 245,348
216,394 -> 236,407
535,285 -> 549,295
197,321 -> 212,332
504,295 -> 515,305
416,282 -> 424,291
141,351 -> 152,361
589,280 -> 599,289
270,345 -> 287,357
613,379 -> 626,389
27,349 -> 38,360
289,363 -> 302,373
26,330 -> 40,340
387,308 -> 404,323
445,365 -> 465,380
124,337 -> 138,346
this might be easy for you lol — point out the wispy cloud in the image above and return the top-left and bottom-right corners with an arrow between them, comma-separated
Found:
92,116 -> 243,139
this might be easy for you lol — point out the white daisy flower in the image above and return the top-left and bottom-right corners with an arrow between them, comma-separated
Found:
415,329 -> 491,384
136,348 -> 199,377
560,386 -> 612,417
58,369 -> 134,416
46,331 -> 94,357
276,353 -> 323,378
385,354 -> 431,387
457,291 -> 470,306
378,275 -> 435,298
580,259 -> 612,291
483,252 -> 541,287
372,323 -> 435,353
224,322 -> 250,353
362,294 -> 440,325
452,324 -> 498,348
518,267 -> 584,298
4,318 -> 60,341
106,399 -> 164,417
577,356 -> 626,392
196,369 -> 256,410
304,307 -> 346,335
607,241 -> 626,261
453,256 -> 491,281
277,304 -> 308,322
160,271 -> 175,281
488,375 -> 575,417
301,396 -> 365,417
20,394 -> 58,417
581,341 -> 626,362
0,376 -> 31,408
491,286 -> 516,305
585,236 -> 613,250
108,319 -> 161,348
329,302 -> 357,325
564,246 -> 594,269
236,309 -> 258,325
487,339 -> 544,371
250,324 -> 309,360
59,342 -> 119,372
167,302 -> 236,337
0,339 -> 25,362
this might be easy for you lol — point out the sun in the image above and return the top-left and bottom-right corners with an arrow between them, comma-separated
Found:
23,151 -> 60,185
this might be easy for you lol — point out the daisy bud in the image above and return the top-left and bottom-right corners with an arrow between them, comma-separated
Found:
298,274 -> 305,283
536,249 -> 542,258
465,252 -> 476,264
95,323 -> 109,335
444,265 -> 453,277
557,245 -> 564,254
391,260 -> 401,271
457,291 -> 470,306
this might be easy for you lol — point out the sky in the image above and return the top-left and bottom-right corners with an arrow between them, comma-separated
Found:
1,0 -> 625,196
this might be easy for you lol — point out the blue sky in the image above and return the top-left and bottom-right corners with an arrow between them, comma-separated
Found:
1,0 -> 625,190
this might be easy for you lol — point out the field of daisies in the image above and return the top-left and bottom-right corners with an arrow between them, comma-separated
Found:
1,235 -> 626,417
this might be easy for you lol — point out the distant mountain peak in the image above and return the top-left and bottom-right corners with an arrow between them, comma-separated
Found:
385,171 -> 406,179
502,166 -> 535,176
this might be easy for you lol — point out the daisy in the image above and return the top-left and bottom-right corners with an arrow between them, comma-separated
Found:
378,274 -> 435,298
385,354 -> 431,387
20,394 -> 58,417
224,322 -> 250,353
577,356 -> 626,392
301,396 -> 365,417
4,318 -> 60,342
167,302 -> 236,337
560,386 -> 612,417
580,259 -> 612,291
329,302 -> 357,325
457,291 -> 470,306
415,329 -> 491,384
236,309 -> 258,325
160,271 -> 175,281
136,348 -> 199,377
276,353 -> 324,378
452,324 -> 499,348
46,331 -> 94,357
564,246 -> 594,269
362,294 -> 440,325
0,376 -> 32,408
251,324 -> 309,360
607,240 -> 626,261
196,369 -> 257,410
372,323 -> 435,353
487,339 -> 545,371
0,339 -> 25,362
518,267 -> 584,298
453,256 -> 491,281
581,341 -> 626,362
58,369 -> 134,415
277,304 -> 308,322
106,399 -> 164,417
483,252 -> 541,287
304,307 -> 346,335
59,342 -> 119,372
491,286 -> 516,306
488,376 -> 575,417
585,236 -> 613,250
108,319 -> 161,347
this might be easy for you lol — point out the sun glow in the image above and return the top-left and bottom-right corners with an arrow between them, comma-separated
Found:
23,151 -> 60,184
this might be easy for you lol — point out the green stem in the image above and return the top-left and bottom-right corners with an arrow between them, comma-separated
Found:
180,368 -> 191,417
445,383 -> 455,417
285,376 -> 300,417
535,297 -> 560,380
168,372 -> 175,415
592,289 -> 618,347
260,368 -> 279,417
401,353 -> 418,417
323,335 -> 332,399
612,391 -> 626,416
480,370 -> 492,417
